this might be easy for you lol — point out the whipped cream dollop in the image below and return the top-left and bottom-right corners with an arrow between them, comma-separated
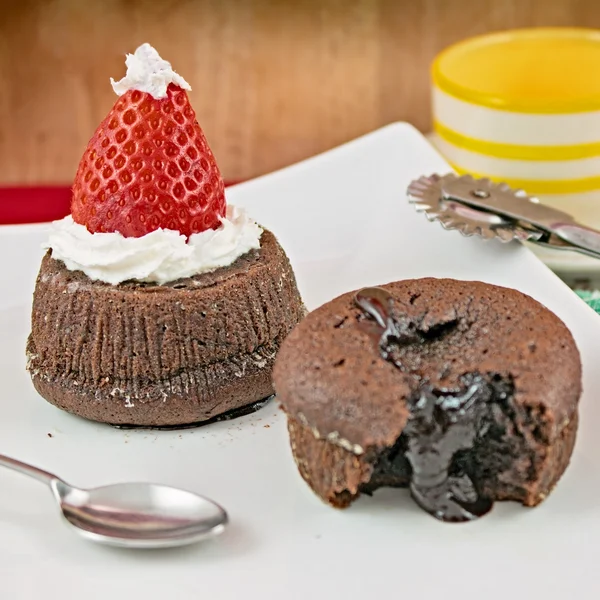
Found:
46,206 -> 263,285
110,43 -> 191,99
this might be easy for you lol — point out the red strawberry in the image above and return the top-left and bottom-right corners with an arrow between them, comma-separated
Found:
71,83 -> 226,238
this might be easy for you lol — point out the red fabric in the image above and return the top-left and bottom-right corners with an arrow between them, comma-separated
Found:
0,187 -> 72,225
0,183 -> 240,225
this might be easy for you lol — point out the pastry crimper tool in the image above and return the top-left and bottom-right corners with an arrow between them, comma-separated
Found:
408,173 -> 600,259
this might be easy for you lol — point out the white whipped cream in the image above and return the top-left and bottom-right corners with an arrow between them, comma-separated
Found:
110,43 -> 191,99
46,206 -> 263,285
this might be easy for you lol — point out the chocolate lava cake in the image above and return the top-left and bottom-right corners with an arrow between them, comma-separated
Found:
273,278 -> 582,522
27,229 -> 304,427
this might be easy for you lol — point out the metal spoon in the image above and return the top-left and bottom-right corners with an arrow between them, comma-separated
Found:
0,453 -> 228,549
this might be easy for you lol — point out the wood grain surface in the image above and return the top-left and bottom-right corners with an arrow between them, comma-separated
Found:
1,0 -> 600,184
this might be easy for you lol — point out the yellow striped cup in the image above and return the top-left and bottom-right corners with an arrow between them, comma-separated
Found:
431,27 -> 600,231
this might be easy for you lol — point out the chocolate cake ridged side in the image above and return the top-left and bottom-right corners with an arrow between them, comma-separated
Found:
287,417 -> 375,508
27,229 -> 305,426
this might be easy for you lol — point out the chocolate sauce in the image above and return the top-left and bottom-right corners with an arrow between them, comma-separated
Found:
113,395 -> 274,430
355,287 -> 422,370
354,287 -> 494,522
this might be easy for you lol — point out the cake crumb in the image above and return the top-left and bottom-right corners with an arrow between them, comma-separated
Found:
264,424 -> 270,428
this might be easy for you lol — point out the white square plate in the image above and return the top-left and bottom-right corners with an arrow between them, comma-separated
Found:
1,123 -> 599,600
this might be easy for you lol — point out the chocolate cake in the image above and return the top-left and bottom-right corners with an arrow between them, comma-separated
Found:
26,44 -> 305,428
273,278 -> 582,522
27,229 -> 304,427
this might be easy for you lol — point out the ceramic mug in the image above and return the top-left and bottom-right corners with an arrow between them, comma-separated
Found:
430,27 -> 600,234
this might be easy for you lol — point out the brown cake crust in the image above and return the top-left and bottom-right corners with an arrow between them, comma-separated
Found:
273,278 -> 582,509
27,229 -> 304,426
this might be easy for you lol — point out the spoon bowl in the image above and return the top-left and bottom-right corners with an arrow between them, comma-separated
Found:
53,481 -> 228,548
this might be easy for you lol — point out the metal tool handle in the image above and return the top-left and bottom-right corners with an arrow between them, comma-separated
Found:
0,453 -> 59,487
552,223 -> 600,256
440,174 -> 600,256
440,175 -> 576,231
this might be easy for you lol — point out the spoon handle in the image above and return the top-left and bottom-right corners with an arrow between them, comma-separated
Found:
0,453 -> 58,486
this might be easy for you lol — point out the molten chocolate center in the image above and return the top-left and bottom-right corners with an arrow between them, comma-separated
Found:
355,287 -> 495,522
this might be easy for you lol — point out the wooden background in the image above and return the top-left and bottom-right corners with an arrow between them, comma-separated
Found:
2,0 -> 600,184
